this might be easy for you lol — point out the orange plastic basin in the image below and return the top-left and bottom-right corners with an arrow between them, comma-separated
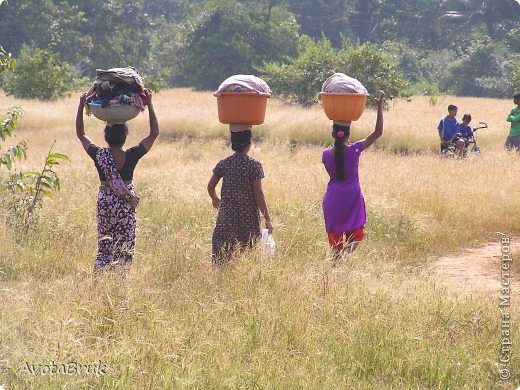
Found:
320,93 -> 368,121
217,92 -> 270,125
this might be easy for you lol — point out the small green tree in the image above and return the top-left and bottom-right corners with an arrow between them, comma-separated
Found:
0,107 -> 69,236
0,47 -> 69,238
260,37 -> 340,106
2,45 -> 75,100
344,43 -> 409,104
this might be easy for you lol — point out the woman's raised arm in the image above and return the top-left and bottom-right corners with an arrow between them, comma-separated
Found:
76,93 -> 94,152
361,90 -> 385,151
140,89 -> 159,152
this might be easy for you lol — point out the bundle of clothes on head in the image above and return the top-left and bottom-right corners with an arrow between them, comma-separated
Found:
85,67 -> 148,115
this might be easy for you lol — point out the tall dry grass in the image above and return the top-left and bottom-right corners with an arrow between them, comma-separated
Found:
2,89 -> 513,154
0,90 -> 519,388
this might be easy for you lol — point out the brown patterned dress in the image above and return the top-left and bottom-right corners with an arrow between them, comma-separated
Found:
212,153 -> 264,263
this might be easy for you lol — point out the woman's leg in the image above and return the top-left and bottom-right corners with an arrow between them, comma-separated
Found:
113,202 -> 137,277
344,227 -> 365,255
327,232 -> 344,265
94,191 -> 116,274
328,228 -> 364,265
212,235 -> 233,267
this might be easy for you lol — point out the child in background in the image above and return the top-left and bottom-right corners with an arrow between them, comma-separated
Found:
322,90 -> 385,265
438,104 -> 464,157
459,114 -> 474,153
505,93 -> 520,151
460,114 -> 473,139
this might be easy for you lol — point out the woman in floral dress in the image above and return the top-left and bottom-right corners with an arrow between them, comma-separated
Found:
75,89 -> 159,275
207,130 -> 273,265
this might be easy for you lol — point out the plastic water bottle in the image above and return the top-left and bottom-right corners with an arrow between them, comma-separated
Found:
260,229 -> 276,256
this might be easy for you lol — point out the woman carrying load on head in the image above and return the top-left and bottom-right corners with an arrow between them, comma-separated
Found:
75,89 -> 159,275
207,130 -> 273,266
322,90 -> 385,265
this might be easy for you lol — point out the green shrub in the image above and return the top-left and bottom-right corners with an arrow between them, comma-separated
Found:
2,45 -> 75,100
510,61 -> 520,94
447,41 -> 515,98
259,37 -> 340,107
344,43 -> 409,103
260,38 -> 410,107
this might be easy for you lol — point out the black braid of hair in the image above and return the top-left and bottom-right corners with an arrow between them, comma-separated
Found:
332,123 -> 351,181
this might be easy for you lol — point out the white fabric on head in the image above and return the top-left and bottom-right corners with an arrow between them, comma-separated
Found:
321,73 -> 368,95
214,75 -> 271,97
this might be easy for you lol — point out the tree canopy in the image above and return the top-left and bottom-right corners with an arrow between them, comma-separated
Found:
0,0 -> 518,100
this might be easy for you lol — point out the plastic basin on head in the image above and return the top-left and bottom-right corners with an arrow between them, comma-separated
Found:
320,93 -> 368,121
217,92 -> 270,125
88,103 -> 141,124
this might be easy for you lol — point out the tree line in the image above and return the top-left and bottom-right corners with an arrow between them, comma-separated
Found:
0,0 -> 519,103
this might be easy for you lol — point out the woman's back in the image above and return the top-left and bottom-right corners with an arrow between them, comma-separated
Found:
322,141 -> 363,185
322,140 -> 365,233
214,153 -> 263,208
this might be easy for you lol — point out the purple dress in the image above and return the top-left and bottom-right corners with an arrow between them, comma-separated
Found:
322,141 -> 366,233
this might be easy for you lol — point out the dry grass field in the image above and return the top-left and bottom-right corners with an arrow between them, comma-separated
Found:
0,89 -> 519,388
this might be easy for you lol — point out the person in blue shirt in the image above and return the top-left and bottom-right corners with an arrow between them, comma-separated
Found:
438,104 -> 464,156
459,113 -> 474,147
459,114 -> 473,138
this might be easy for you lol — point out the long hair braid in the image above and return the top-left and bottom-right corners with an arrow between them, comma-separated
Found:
332,123 -> 351,181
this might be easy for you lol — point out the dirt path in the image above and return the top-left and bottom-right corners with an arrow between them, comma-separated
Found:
429,235 -> 520,293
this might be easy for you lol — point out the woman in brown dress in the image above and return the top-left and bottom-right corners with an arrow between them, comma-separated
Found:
207,130 -> 273,265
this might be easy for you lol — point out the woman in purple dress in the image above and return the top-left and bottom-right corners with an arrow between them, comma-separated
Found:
322,90 -> 385,263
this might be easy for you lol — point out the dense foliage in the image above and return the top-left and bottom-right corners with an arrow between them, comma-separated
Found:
260,38 -> 409,106
0,0 -> 518,101
2,46 -> 76,100
174,2 -> 299,90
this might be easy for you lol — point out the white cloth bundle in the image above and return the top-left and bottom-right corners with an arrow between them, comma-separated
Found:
321,73 -> 368,95
214,74 -> 271,97
322,73 -> 367,126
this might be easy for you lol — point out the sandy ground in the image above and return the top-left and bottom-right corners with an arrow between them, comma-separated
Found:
429,235 -> 520,293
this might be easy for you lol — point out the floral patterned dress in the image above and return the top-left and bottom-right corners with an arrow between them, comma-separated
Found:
211,153 -> 264,263
87,144 -> 146,273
